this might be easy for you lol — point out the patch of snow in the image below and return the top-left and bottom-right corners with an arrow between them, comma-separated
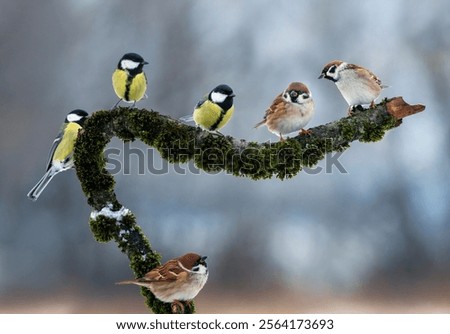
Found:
90,203 -> 130,221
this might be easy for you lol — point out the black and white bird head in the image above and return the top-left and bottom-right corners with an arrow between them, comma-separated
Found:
190,255 -> 208,275
318,60 -> 346,82
209,84 -> 235,110
65,109 -> 89,125
282,82 -> 312,105
118,53 -> 149,74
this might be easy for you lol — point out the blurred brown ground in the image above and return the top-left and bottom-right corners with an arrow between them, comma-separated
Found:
2,283 -> 449,313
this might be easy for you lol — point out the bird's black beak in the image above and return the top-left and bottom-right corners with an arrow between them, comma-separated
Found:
143,61 -> 149,65
230,93 -> 236,98
318,73 -> 324,79
201,256 -> 207,261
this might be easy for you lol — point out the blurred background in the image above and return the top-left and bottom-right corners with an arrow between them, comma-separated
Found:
1,0 -> 449,313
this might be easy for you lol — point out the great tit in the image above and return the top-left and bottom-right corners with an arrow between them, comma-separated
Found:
112,52 -> 148,108
181,84 -> 235,132
27,109 -> 89,201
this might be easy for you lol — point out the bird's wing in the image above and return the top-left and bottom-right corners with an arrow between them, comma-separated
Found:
181,95 -> 208,123
255,93 -> 285,128
266,94 -> 286,115
350,64 -> 383,88
45,131 -> 63,171
140,260 -> 188,283
195,95 -> 208,109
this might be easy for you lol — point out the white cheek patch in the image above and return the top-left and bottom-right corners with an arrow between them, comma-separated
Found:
328,69 -> 338,80
121,59 -> 140,70
194,264 -> 208,275
301,92 -> 311,100
66,113 -> 83,122
282,90 -> 291,102
211,91 -> 227,103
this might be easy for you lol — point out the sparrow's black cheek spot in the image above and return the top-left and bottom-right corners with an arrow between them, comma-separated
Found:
329,66 -> 336,74
324,75 -> 337,83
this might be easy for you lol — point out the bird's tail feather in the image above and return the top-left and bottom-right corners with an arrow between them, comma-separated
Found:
115,280 -> 136,285
179,115 -> 194,123
254,119 -> 265,128
116,280 -> 149,288
27,168 -> 57,201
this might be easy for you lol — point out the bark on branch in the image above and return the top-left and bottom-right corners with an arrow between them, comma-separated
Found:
73,96 -> 424,313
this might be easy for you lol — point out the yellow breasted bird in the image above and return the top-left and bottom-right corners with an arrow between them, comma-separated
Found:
182,84 -> 235,132
112,52 -> 148,108
27,110 -> 89,201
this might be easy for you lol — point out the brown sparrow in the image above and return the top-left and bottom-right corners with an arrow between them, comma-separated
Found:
117,253 -> 208,313
254,82 -> 315,141
318,60 -> 387,113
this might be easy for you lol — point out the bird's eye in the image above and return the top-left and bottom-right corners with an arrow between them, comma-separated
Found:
329,66 -> 336,74
290,91 -> 298,99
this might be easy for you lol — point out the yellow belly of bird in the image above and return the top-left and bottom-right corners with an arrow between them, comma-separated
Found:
112,69 -> 147,102
53,123 -> 81,162
193,100 -> 234,131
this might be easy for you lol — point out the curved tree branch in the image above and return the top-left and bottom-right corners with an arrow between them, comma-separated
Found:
73,96 -> 424,313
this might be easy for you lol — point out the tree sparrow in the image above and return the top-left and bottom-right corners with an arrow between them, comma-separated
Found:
318,60 -> 387,113
254,82 -> 315,141
117,253 -> 208,313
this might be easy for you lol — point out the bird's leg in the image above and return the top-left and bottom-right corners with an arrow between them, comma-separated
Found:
347,105 -> 364,116
370,100 -> 375,108
171,300 -> 185,314
111,99 -> 122,110
347,106 -> 355,116
300,128 -> 312,136
131,101 -> 136,108
279,134 -> 285,142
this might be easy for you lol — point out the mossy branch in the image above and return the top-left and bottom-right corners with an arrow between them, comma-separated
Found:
73,96 -> 424,314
